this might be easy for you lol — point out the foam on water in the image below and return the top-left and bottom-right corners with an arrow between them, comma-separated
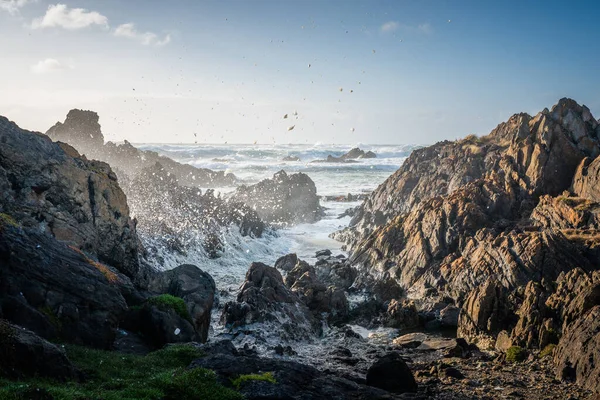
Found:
135,142 -> 415,288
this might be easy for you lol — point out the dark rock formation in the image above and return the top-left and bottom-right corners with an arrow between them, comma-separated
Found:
274,253 -> 298,272
282,155 -> 301,162
366,352 -> 417,394
311,148 -> 376,163
190,340 -> 395,400
221,263 -> 318,339
554,305 -> 600,392
148,264 -> 216,342
0,319 -> 77,380
231,170 -> 323,226
0,116 -> 141,281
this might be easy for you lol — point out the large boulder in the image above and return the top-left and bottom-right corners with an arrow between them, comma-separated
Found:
0,319 -> 77,380
231,170 -> 323,226
148,264 -> 216,342
366,352 -> 417,394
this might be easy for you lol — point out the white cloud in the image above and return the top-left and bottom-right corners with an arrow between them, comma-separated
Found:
380,21 -> 399,33
0,0 -> 32,14
31,4 -> 108,30
114,23 -> 171,46
417,23 -> 434,35
30,58 -> 72,74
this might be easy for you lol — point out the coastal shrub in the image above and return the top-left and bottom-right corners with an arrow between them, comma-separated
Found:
506,346 -> 527,363
539,344 -> 557,358
231,372 -> 277,390
0,343 -> 241,400
147,294 -> 192,323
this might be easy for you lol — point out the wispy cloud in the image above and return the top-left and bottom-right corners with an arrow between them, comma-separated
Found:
114,23 -> 171,46
380,21 -> 399,33
30,58 -> 72,74
31,4 -> 108,30
0,0 -> 32,14
417,23 -> 434,35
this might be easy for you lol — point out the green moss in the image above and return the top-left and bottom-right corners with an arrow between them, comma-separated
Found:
539,344 -> 557,358
0,213 -> 18,230
231,372 -> 276,390
147,294 -> 192,324
0,344 -> 241,400
506,346 -> 528,363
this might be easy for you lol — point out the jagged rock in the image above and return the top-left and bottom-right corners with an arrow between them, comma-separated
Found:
221,263 -> 317,339
282,155 -> 301,162
510,281 -> 548,349
0,116 -> 142,281
554,305 -> 600,393
232,170 -> 323,225
148,264 -> 216,343
311,148 -> 376,164
417,338 -> 470,358
274,253 -> 298,272
0,319 -> 77,380
136,303 -> 198,349
366,352 -> 417,394
457,278 -> 511,349
392,332 -> 428,348
47,110 -> 237,187
383,299 -> 419,330
573,156 -> 600,201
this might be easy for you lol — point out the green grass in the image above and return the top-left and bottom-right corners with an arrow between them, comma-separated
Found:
506,346 -> 528,363
0,344 -> 242,400
539,344 -> 556,358
147,294 -> 192,324
231,372 -> 276,390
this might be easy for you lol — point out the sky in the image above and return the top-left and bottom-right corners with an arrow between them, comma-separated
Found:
0,0 -> 599,145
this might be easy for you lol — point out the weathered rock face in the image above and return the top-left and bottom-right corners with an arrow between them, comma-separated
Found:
0,226 -> 131,348
554,305 -> 600,392
0,116 -> 141,280
232,170 -> 323,226
148,264 -> 216,342
221,263 -> 317,339
46,109 -> 237,188
0,319 -> 78,380
330,99 -> 600,392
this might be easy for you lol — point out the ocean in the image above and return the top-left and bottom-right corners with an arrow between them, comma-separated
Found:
135,143 -> 417,290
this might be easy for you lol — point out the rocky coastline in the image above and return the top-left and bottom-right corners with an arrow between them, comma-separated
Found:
1,98 -> 600,399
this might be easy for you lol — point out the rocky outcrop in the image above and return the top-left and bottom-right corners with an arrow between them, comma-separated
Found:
221,263 -> 318,340
46,109 -> 236,188
311,148 -> 376,163
0,319 -> 78,380
331,99 -> 600,393
231,170 -> 323,226
0,116 -> 142,280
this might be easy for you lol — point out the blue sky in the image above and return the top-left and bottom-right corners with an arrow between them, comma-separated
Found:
0,0 -> 599,144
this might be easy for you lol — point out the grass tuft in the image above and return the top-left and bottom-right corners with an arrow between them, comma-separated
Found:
68,246 -> 119,284
231,372 -> 277,390
539,344 -> 556,358
147,294 -> 192,324
506,346 -> 528,363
